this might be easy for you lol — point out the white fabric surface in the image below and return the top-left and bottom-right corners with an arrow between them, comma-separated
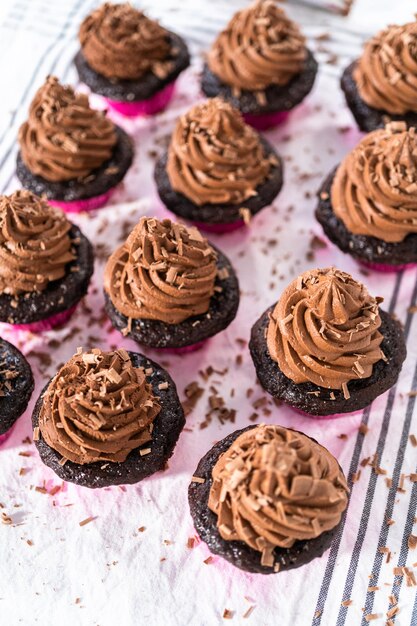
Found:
0,2 -> 417,625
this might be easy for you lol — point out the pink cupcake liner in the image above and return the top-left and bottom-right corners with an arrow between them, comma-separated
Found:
154,340 -> 207,355
105,81 -> 176,118
243,109 -> 290,131
359,259 -> 417,273
0,424 -> 15,446
10,303 -> 78,333
292,406 -> 363,420
189,219 -> 245,234
48,188 -> 115,213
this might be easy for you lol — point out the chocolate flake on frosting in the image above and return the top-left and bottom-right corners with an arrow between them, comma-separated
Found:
19,76 -> 116,182
79,3 -> 173,81
39,348 -> 160,465
104,217 -> 218,324
267,268 -> 384,390
0,190 -> 75,296
167,98 -> 273,206
208,425 -> 348,563
207,0 -> 307,95
331,122 -> 417,243
354,21 -> 417,115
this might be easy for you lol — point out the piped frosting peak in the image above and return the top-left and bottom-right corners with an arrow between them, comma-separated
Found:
208,424 -> 349,565
19,76 -> 116,182
267,268 -> 384,391
104,217 -> 218,324
332,122 -> 417,243
79,3 -> 173,81
207,0 -> 306,93
354,20 -> 417,115
0,190 -> 75,296
167,98 -> 273,206
39,348 -> 160,464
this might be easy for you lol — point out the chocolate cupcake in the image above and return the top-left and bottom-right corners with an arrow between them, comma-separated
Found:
341,21 -> 417,132
201,0 -> 318,130
249,268 -> 406,418
316,123 -> 417,271
0,190 -> 94,332
155,98 -> 283,233
32,348 -> 185,488
189,424 -> 349,574
16,76 -> 133,213
75,3 -> 190,118
104,217 -> 239,352
0,338 -> 34,444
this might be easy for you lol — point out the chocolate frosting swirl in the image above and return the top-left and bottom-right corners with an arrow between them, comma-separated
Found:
207,0 -> 306,93
39,348 -> 160,465
208,424 -> 348,564
79,3 -> 173,81
0,190 -> 75,296
166,98 -> 272,206
267,268 -> 384,390
332,122 -> 417,243
354,21 -> 417,115
104,217 -> 217,324
19,76 -> 116,182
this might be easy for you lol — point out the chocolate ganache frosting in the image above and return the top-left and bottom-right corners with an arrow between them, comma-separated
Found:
79,3 -> 173,81
166,98 -> 273,206
331,122 -> 417,243
208,424 -> 348,565
0,190 -> 75,296
39,348 -> 160,464
104,217 -> 218,324
267,268 -> 384,391
19,76 -> 116,182
207,0 -> 306,93
354,21 -> 417,115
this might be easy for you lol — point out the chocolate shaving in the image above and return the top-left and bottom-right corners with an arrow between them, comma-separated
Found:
182,381 -> 204,416
79,516 -> 97,527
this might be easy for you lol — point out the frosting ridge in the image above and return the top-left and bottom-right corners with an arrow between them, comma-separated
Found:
166,98 -> 273,206
104,217 -> 217,324
0,190 -> 75,296
79,3 -> 173,81
267,268 -> 384,391
331,122 -> 417,243
207,0 -> 306,93
19,76 -> 116,182
39,348 -> 160,464
354,21 -> 417,115
208,424 -> 349,564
